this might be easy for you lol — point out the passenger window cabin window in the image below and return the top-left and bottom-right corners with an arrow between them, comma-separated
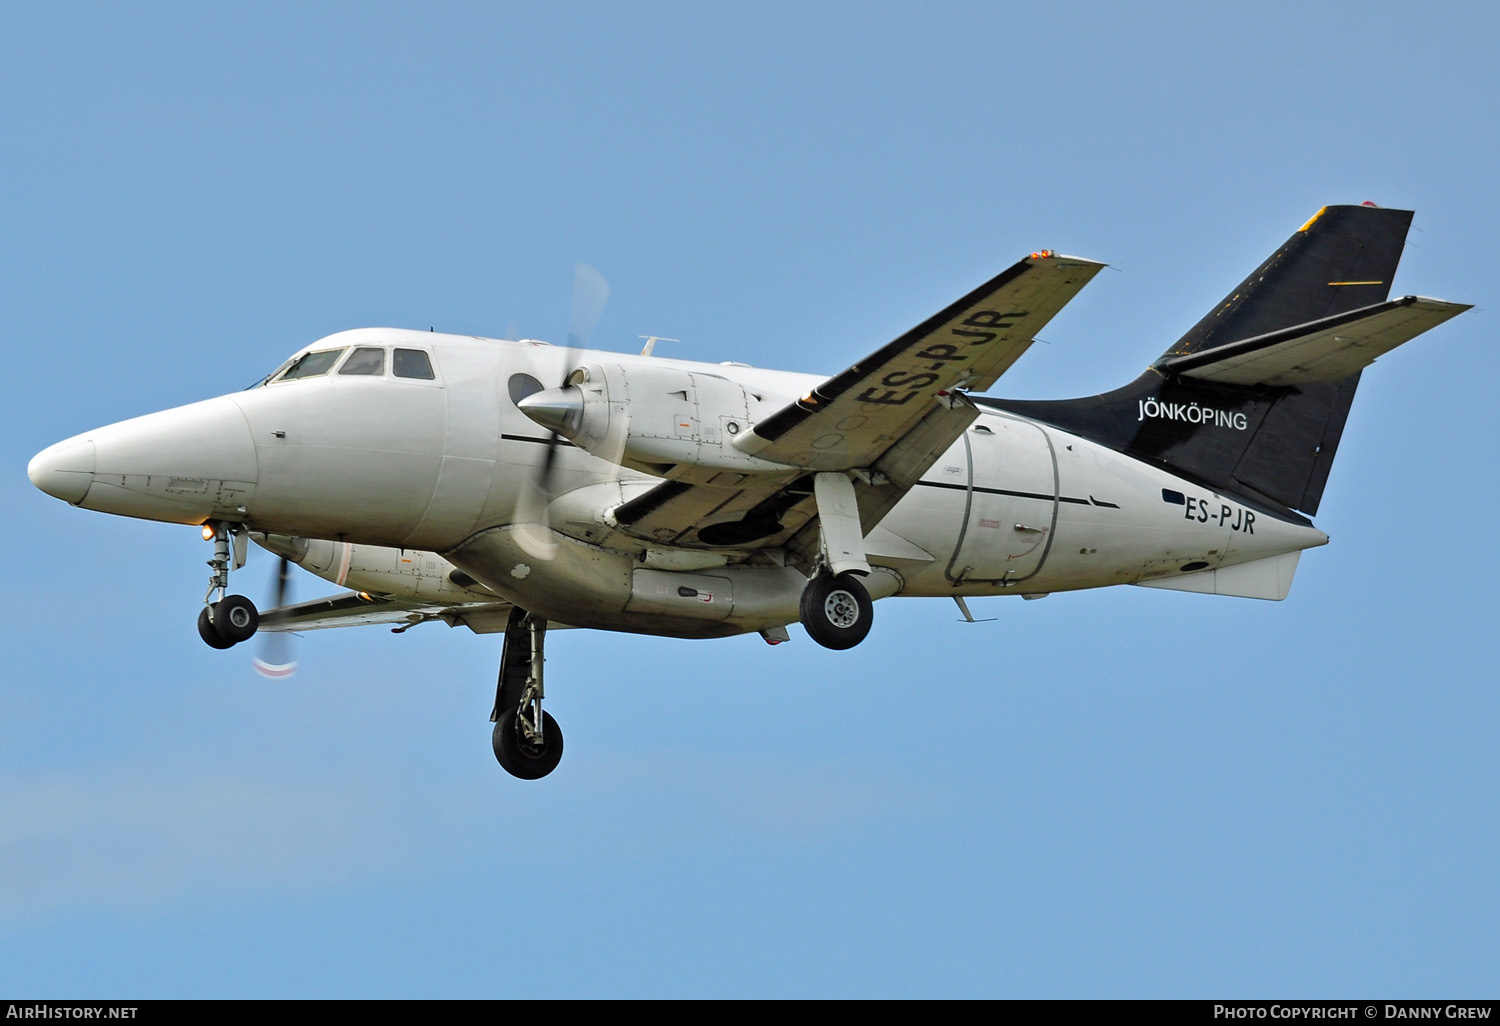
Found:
339,347 -> 385,376
507,373 -> 544,406
279,348 -> 347,381
393,348 -> 435,380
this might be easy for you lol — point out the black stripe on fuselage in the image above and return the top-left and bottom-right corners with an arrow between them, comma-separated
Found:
972,396 -> 1317,528
914,477 -> 1312,528
502,433 -> 576,447
915,479 -> 1091,504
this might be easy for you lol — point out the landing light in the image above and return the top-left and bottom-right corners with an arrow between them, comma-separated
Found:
201,525 -> 216,541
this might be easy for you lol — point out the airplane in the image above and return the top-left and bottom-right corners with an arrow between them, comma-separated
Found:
27,203 -> 1468,780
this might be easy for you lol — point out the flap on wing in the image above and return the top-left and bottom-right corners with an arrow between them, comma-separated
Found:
260,591 -> 515,634
1159,296 -> 1470,386
738,252 -> 1104,471
610,402 -> 979,552
612,475 -> 812,549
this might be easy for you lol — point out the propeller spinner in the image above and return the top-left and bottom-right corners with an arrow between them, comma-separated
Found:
513,264 -> 610,559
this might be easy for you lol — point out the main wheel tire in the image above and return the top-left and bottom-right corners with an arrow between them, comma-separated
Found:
800,571 -> 873,650
198,606 -> 236,649
213,594 -> 259,644
492,708 -> 564,780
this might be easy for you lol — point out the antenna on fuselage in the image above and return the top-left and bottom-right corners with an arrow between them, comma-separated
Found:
639,335 -> 680,357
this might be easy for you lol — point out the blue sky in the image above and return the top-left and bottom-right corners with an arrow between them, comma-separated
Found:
3,1 -> 1496,997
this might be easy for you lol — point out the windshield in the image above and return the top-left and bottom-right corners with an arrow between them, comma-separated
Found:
277,348 -> 348,381
339,346 -> 385,375
248,341 -> 418,388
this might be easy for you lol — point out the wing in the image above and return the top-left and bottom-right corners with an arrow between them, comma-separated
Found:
737,251 -> 1106,469
260,590 -> 517,634
611,251 -> 1104,557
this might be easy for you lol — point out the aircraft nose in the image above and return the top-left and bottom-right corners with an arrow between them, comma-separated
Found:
27,438 -> 96,504
31,396 -> 259,524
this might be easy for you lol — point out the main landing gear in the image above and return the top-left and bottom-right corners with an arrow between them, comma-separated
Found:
800,570 -> 873,650
798,471 -> 876,651
197,521 -> 259,649
491,607 -> 564,780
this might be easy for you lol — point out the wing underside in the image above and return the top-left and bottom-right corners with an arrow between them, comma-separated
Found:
260,591 -> 517,634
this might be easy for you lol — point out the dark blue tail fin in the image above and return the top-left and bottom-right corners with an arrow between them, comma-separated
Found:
985,204 -> 1417,517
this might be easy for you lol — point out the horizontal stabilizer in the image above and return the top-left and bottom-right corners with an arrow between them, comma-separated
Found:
1136,551 -> 1301,601
1159,296 -> 1470,386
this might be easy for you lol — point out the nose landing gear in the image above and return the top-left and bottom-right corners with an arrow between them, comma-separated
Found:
198,521 -> 259,648
197,607 -> 235,649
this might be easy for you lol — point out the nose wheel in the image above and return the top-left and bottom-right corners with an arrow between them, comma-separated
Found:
211,594 -> 260,644
197,607 -> 235,649
197,522 -> 259,648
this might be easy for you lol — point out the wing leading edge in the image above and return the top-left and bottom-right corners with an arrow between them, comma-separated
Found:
736,251 -> 1106,471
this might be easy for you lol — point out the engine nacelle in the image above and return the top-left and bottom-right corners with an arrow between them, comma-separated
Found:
518,362 -> 794,484
252,533 -> 498,603
445,523 -> 905,639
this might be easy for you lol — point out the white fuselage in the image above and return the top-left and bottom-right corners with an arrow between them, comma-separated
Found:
29,328 -> 1328,637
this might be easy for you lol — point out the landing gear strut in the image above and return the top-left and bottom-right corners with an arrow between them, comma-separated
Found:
199,520 -> 258,648
799,471 -> 875,651
490,607 -> 564,780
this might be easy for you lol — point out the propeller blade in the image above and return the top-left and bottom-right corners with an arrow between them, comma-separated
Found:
566,263 -> 610,350
513,263 -> 610,560
275,553 -> 292,606
512,478 -> 560,560
252,555 -> 298,679
252,635 -> 297,680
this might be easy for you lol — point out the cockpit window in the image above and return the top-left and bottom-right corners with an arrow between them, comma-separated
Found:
279,348 -> 347,381
393,348 -> 435,380
338,346 -> 385,376
249,357 -> 295,388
